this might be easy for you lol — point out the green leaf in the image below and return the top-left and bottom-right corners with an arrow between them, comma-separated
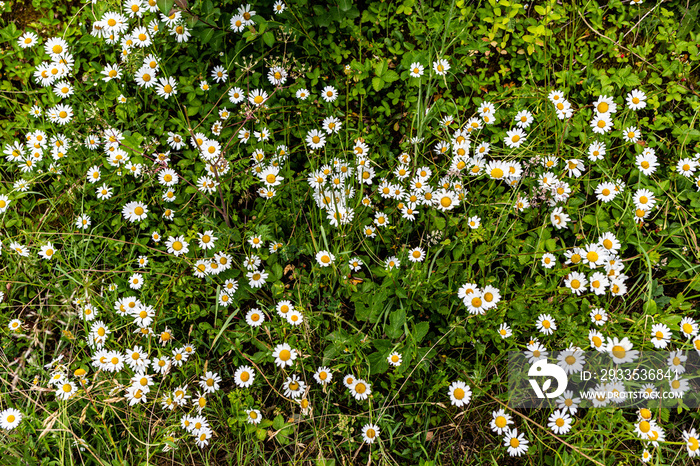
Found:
157,0 -> 175,15
678,2 -> 699,40
372,339 -> 393,353
271,263 -> 283,281
200,28 -> 215,44
338,0 -> 352,12
371,77 -> 384,92
375,59 -> 388,77
582,214 -> 597,226
262,31 -> 274,47
0,23 -> 19,40
413,322 -> 429,343
383,70 -> 399,83
643,300 -> 657,315
367,351 -> 389,375
385,308 -> 406,338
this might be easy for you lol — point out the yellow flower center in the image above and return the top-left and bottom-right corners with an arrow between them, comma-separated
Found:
597,102 -> 609,113
467,296 -> 481,309
689,438 -> 699,451
612,345 -> 626,359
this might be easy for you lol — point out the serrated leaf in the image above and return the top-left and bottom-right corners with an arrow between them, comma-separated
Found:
371,77 -> 384,92
383,70 -> 399,83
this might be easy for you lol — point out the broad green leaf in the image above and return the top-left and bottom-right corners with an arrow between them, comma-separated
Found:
386,308 -> 406,339
157,0 -> 175,15
262,31 -> 274,47
338,0 -> 352,12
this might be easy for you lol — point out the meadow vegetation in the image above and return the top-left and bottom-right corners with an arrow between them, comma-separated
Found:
1,0 -> 700,464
